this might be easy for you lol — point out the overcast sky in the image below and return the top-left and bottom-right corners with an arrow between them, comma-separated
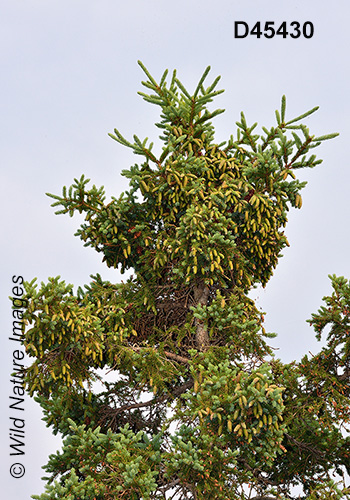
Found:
1,1 -> 349,498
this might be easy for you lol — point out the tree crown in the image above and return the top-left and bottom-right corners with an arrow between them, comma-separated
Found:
19,63 -> 349,500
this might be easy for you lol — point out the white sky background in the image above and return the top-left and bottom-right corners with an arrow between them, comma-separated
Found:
1,1 -> 349,498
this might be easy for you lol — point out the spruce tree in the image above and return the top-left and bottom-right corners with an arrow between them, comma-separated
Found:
20,62 -> 350,499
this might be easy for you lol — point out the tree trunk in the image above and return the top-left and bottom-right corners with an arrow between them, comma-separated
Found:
193,283 -> 210,351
